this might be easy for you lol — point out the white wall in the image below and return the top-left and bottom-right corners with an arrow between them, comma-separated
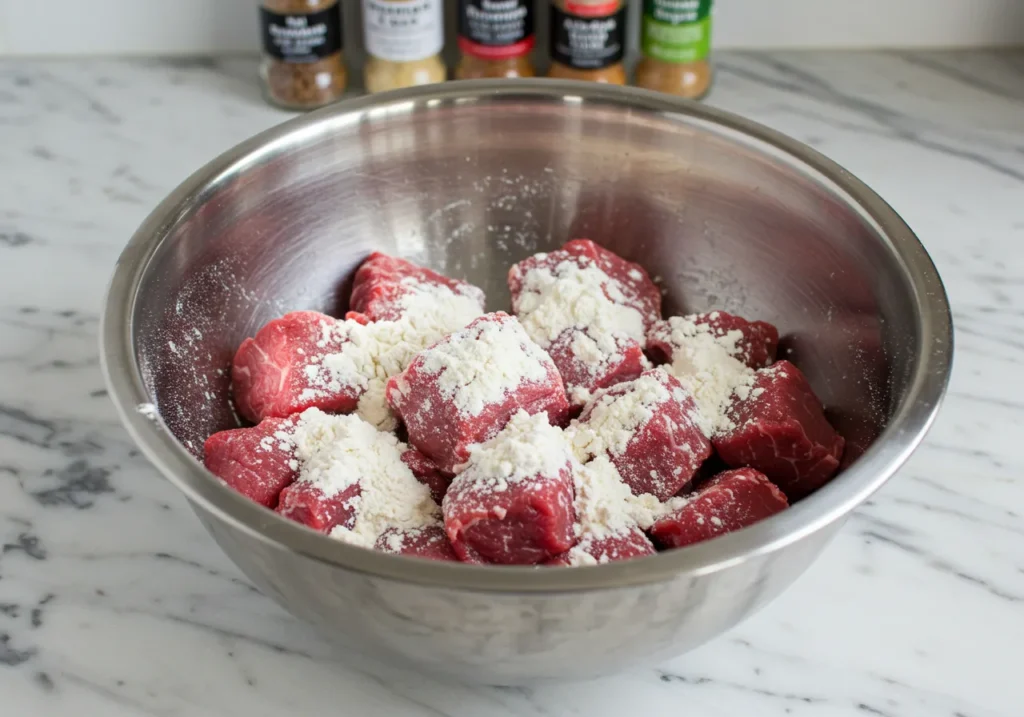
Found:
0,0 -> 1022,56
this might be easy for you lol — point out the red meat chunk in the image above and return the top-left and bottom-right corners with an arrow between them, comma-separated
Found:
572,370 -> 712,501
401,448 -> 452,505
276,481 -> 361,534
546,329 -> 647,412
386,312 -> 571,474
231,311 -> 360,424
647,311 -> 779,373
344,311 -> 372,325
546,527 -> 655,566
349,252 -> 486,322
649,311 -> 778,369
649,468 -> 789,549
508,240 -> 662,406
713,361 -> 845,500
444,467 -> 576,565
202,416 -> 299,508
508,239 -> 661,328
442,411 -> 577,564
375,525 -> 460,562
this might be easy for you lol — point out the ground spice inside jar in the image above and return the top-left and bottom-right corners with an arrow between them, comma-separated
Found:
547,0 -> 627,85
260,0 -> 347,110
635,0 -> 714,99
456,0 -> 536,79
363,0 -> 447,93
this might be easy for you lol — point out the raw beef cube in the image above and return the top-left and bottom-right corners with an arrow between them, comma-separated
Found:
546,527 -> 656,566
401,448 -> 452,505
343,311 -> 372,326
508,239 -> 661,329
375,525 -> 459,562
386,312 -> 570,474
571,370 -> 712,501
349,252 -> 486,322
231,311 -> 361,423
566,239 -> 662,324
714,361 -> 845,500
274,410 -> 440,543
276,481 -> 361,534
443,411 -> 576,564
508,240 -> 662,407
546,328 -> 648,409
202,416 -> 300,508
644,314 -> 765,437
649,468 -> 789,549
650,311 -> 778,370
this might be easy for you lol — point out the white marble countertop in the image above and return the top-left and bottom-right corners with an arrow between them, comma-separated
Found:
1,51 -> 1022,716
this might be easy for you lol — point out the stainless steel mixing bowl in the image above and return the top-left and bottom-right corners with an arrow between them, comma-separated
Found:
101,80 -> 952,684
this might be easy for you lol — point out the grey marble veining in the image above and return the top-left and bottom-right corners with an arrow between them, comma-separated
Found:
0,51 -> 1022,716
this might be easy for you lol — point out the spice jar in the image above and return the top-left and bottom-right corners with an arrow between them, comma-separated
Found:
456,0 -> 536,80
259,0 -> 347,110
547,0 -> 627,84
362,0 -> 447,93
635,0 -> 713,99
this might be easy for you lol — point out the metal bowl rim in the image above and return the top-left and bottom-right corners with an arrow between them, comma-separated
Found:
100,79 -> 953,593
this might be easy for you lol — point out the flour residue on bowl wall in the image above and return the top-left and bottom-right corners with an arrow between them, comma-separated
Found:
139,256 -> 291,456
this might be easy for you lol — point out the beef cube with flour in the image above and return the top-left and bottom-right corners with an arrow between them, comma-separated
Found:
644,314 -> 765,439
231,311 -> 362,424
713,361 -> 845,500
548,455 -> 670,567
375,525 -> 460,562
570,370 -> 711,501
276,480 -> 362,534
649,468 -> 789,549
232,257 -> 484,429
385,312 -> 571,474
401,448 -> 452,505
347,252 -> 486,323
545,527 -> 655,567
649,311 -> 779,370
545,330 -> 648,411
508,239 -> 662,407
275,410 -> 440,542
203,415 -> 301,508
443,411 -> 577,564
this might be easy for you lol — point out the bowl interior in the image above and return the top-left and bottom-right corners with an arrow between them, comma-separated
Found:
131,88 -> 924,500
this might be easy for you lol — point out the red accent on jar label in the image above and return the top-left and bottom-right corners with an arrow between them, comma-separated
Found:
564,1 -> 620,18
458,35 -> 536,60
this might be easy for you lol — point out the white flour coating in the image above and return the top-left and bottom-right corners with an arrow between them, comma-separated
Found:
561,331 -> 652,406
382,530 -> 408,553
513,258 -> 646,399
417,315 -> 551,417
650,316 -> 755,436
377,525 -> 439,554
286,408 -> 439,548
563,530 -> 650,567
452,410 -> 572,494
136,403 -> 160,422
514,259 -> 646,347
573,456 -> 689,539
300,282 -> 484,430
564,543 -> 602,567
567,372 -> 684,461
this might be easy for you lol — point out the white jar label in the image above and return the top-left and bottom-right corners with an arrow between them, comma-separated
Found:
363,0 -> 445,62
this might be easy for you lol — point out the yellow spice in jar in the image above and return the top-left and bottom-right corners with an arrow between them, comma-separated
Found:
362,0 -> 447,93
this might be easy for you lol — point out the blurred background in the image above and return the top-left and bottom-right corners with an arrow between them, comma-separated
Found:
2,0 -> 1023,59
